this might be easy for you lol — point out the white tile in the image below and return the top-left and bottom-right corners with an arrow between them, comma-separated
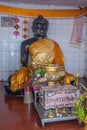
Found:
79,53 -> 86,61
79,62 -> 85,70
2,61 -> 8,71
79,70 -> 85,77
2,71 -> 10,81
67,61 -> 74,70
0,62 -> 3,71
73,53 -> 80,61
15,61 -> 21,68
0,71 -> 3,81
2,52 -> 9,61
48,24 -> 56,34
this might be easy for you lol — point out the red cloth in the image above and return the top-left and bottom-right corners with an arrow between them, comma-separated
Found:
24,84 -> 30,92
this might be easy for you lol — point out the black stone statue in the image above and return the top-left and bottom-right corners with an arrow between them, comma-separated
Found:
21,15 -> 49,66
5,15 -> 49,95
4,15 -> 75,96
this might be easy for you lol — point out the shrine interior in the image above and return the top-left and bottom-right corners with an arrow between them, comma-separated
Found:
0,0 -> 87,130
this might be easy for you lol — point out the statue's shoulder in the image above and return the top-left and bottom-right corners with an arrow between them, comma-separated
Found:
47,37 -> 56,43
21,37 -> 34,44
21,37 -> 36,46
47,37 -> 59,46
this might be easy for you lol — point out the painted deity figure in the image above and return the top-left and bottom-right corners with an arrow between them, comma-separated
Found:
6,15 -> 75,93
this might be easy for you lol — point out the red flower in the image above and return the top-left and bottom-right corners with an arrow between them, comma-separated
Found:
22,27 -> 28,32
23,20 -> 28,24
14,24 -> 20,29
14,30 -> 20,36
15,18 -> 20,23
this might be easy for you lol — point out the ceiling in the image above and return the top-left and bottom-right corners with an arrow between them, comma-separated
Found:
0,0 -> 87,8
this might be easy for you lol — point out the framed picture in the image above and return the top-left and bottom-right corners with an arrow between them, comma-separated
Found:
1,16 -> 15,27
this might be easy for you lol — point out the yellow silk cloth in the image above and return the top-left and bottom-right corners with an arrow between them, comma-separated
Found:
29,38 -> 64,65
29,37 -> 75,84
11,66 -> 29,92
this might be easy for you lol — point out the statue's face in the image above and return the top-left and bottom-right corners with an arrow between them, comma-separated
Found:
32,22 -> 48,37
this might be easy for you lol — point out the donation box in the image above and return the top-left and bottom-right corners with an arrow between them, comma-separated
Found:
39,85 -> 80,110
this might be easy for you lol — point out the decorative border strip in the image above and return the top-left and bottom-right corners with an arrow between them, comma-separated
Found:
0,5 -> 87,17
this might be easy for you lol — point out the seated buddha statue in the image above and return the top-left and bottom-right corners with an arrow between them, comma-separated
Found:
6,15 -> 75,94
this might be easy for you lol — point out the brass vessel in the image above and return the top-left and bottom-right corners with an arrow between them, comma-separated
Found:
45,64 -> 59,86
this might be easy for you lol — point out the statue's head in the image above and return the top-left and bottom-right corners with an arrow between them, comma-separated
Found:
32,15 -> 49,38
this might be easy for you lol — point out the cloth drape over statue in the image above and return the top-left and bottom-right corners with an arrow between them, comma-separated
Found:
29,37 -> 64,65
11,37 -> 75,92
29,37 -> 75,83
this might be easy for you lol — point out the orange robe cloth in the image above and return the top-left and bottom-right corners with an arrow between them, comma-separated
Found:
29,37 -> 75,84
29,37 -> 64,64
11,66 -> 29,92
11,37 -> 75,92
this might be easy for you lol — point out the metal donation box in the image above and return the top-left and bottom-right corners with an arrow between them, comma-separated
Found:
39,85 -> 80,110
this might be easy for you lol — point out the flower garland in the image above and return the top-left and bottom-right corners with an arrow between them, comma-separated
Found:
22,18 -> 29,39
13,17 -> 20,37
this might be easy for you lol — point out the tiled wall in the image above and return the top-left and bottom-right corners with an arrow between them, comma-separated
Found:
0,14 -> 86,81
48,18 -> 86,77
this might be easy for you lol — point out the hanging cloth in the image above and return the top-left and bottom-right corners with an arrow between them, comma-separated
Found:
70,16 -> 84,47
